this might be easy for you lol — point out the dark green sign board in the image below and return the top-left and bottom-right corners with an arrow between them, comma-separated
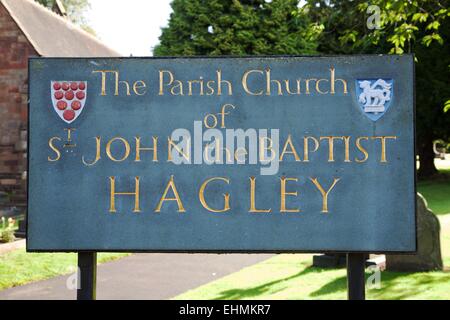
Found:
27,55 -> 416,252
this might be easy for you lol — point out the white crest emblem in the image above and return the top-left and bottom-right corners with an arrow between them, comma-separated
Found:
51,81 -> 87,124
356,79 -> 393,121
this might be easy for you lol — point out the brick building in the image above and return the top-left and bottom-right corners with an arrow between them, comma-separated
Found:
0,0 -> 119,214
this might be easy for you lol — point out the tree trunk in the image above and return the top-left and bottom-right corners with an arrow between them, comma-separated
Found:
418,138 -> 438,179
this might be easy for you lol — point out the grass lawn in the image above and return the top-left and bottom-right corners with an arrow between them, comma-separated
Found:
0,218 -> 19,233
175,172 -> 450,300
418,179 -> 450,215
0,250 -> 129,290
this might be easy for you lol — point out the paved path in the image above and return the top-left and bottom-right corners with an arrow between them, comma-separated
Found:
0,239 -> 25,254
0,253 -> 272,300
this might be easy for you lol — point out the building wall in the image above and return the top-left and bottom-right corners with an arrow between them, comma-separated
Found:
0,3 -> 36,207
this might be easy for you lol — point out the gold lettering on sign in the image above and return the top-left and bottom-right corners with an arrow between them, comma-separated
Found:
372,136 -> 397,162
167,137 -> 190,162
203,113 -> 218,129
188,78 -> 204,96
135,136 -> 158,162
133,80 -> 147,95
155,175 -> 186,212
92,70 -> 146,96
216,70 -> 233,96
279,135 -> 301,162
303,136 -> 319,162
92,70 -> 114,96
316,78 -> 329,94
266,69 -> 283,95
235,147 -> 248,162
330,67 -> 348,94
161,70 -> 177,96
284,79 -> 301,95
309,177 -> 340,213
280,177 -> 300,213
249,177 -> 271,213
355,136 -> 369,163
159,70 -> 232,96
198,177 -> 230,213
63,128 -> 76,148
242,70 -> 264,95
206,80 -> 215,95
48,137 -> 62,161
106,137 -> 130,162
82,136 -> 101,166
305,78 -> 317,95
219,104 -> 235,128
109,176 -> 141,213
343,136 -> 351,162
242,67 -> 347,95
259,137 -> 276,162
320,136 -> 344,162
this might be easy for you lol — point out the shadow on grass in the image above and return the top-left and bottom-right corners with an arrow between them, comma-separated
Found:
367,271 -> 450,300
310,269 -> 450,300
212,265 -> 450,300
309,274 -> 347,297
212,266 -> 320,300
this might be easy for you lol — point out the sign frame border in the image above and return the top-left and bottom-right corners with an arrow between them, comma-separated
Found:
25,54 -> 417,254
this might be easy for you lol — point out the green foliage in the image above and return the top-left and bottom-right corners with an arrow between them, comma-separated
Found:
303,0 -> 449,54
0,218 -> 16,243
0,229 -> 15,243
154,0 -> 318,56
444,99 -> 450,113
302,0 -> 449,53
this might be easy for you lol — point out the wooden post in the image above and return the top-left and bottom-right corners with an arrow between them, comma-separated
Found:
347,253 -> 365,300
77,252 -> 97,300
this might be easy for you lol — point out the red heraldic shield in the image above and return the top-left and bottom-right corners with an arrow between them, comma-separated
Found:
51,81 -> 87,124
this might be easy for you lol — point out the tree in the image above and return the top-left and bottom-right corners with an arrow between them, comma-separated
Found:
35,0 -> 94,35
304,0 -> 450,178
415,21 -> 450,177
154,0 -> 318,56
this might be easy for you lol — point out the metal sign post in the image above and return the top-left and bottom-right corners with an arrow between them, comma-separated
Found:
347,253 -> 366,300
77,252 -> 97,300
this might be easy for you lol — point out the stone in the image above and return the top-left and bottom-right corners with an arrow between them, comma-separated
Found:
386,193 -> 443,272
312,253 -> 383,269
14,218 -> 26,238
312,253 -> 347,268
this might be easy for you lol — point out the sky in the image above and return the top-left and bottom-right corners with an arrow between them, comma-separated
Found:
85,0 -> 173,56
85,0 -> 306,56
